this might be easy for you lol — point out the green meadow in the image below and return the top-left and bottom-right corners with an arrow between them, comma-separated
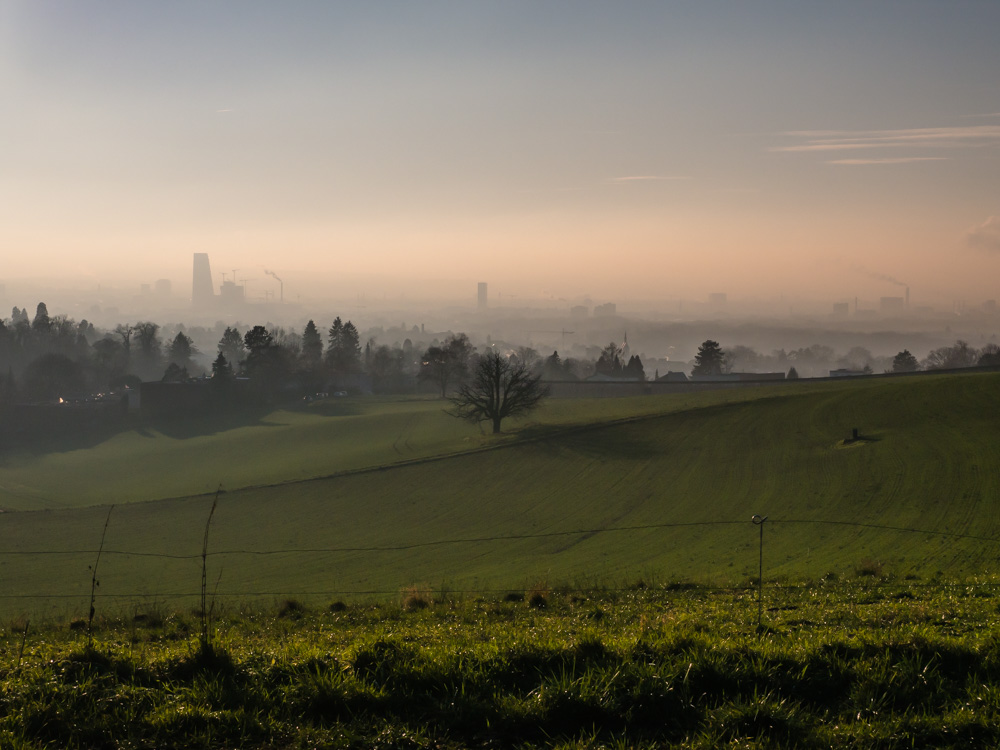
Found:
0,372 -> 998,620
6,584 -> 1000,749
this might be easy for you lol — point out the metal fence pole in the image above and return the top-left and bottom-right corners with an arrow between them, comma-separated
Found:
751,514 -> 767,628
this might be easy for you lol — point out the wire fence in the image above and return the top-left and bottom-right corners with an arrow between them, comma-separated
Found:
4,515 -> 1000,614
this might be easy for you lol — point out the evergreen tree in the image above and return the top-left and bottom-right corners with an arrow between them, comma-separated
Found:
168,332 -> 197,370
891,349 -> 919,373
218,327 -> 246,372
300,320 -> 323,369
31,302 -> 51,335
326,317 -> 362,374
691,340 -> 725,377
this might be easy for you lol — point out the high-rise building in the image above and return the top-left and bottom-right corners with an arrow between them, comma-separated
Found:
477,282 -> 488,310
192,253 -> 214,307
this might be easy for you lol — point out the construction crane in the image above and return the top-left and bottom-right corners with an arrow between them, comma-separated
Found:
264,269 -> 283,303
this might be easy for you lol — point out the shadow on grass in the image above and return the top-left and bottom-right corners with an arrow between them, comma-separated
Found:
145,406 -> 279,440
0,405 -> 284,459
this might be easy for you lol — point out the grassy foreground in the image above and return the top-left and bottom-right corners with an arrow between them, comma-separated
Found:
4,582 -> 1000,748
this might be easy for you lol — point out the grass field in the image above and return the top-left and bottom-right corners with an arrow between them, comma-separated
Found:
4,583 -> 1000,748
0,372 -> 998,620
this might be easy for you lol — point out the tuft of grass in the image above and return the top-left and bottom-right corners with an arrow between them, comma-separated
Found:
528,582 -> 549,609
855,559 -> 885,578
277,598 -> 306,619
401,585 -> 432,611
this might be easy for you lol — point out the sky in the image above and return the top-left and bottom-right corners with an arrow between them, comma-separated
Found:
2,1 -> 999,308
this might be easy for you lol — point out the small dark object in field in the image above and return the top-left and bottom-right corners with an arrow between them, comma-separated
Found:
503,592 -> 524,603
278,598 -> 306,618
855,559 -> 884,577
528,592 -> 548,609
664,581 -> 699,592
69,618 -> 87,631
329,601 -> 347,612
401,586 -> 431,611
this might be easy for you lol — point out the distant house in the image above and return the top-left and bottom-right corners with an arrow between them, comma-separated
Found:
655,371 -> 689,382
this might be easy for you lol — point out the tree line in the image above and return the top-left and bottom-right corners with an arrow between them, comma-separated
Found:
2,303 -> 998,411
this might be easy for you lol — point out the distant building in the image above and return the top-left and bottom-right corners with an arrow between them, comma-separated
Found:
708,292 -> 727,306
829,368 -> 868,377
192,253 -> 214,307
155,279 -> 172,296
477,282 -> 487,310
832,302 -> 849,317
570,305 -> 589,318
880,296 -> 905,314
594,302 -> 617,317
219,279 -> 245,306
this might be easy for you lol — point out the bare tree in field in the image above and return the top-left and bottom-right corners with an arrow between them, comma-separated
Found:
449,350 -> 548,434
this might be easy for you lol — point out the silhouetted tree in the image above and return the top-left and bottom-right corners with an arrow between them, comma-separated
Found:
114,323 -> 134,356
300,320 -> 323,370
891,350 -> 919,373
218,326 -> 246,372
167,332 -> 197,371
161,363 -> 189,382
977,343 -> 1000,367
923,340 -> 978,370
595,343 -> 623,376
133,321 -> 163,378
211,352 -> 234,381
326,317 -> 362,374
92,337 -> 128,387
625,354 -> 645,380
450,351 -> 548,434
22,353 -> 85,402
210,352 -> 237,406
369,345 -> 408,393
419,333 -> 474,397
787,366 -> 799,379
31,302 -> 51,335
691,340 -> 725,377
542,350 -> 565,380
242,325 -> 295,400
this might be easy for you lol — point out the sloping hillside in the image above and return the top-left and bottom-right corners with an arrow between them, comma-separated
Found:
2,372 -> 998,618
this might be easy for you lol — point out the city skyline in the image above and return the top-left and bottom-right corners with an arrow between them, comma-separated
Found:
2,2 -> 999,308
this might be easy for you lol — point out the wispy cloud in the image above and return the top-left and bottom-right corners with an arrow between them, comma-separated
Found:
966,215 -> 1000,253
611,175 -> 689,182
828,157 -> 947,165
771,125 -> 1000,158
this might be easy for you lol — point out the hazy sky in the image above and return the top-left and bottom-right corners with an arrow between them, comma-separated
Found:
2,2 -> 999,306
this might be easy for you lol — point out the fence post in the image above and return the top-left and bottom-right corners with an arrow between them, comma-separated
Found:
751,514 -> 767,629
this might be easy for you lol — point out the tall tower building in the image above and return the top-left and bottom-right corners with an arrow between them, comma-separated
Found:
192,253 -> 215,307
477,282 -> 488,310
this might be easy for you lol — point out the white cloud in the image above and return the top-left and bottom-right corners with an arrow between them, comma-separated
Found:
772,125 -> 1000,154
828,157 -> 947,165
966,216 -> 1000,252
